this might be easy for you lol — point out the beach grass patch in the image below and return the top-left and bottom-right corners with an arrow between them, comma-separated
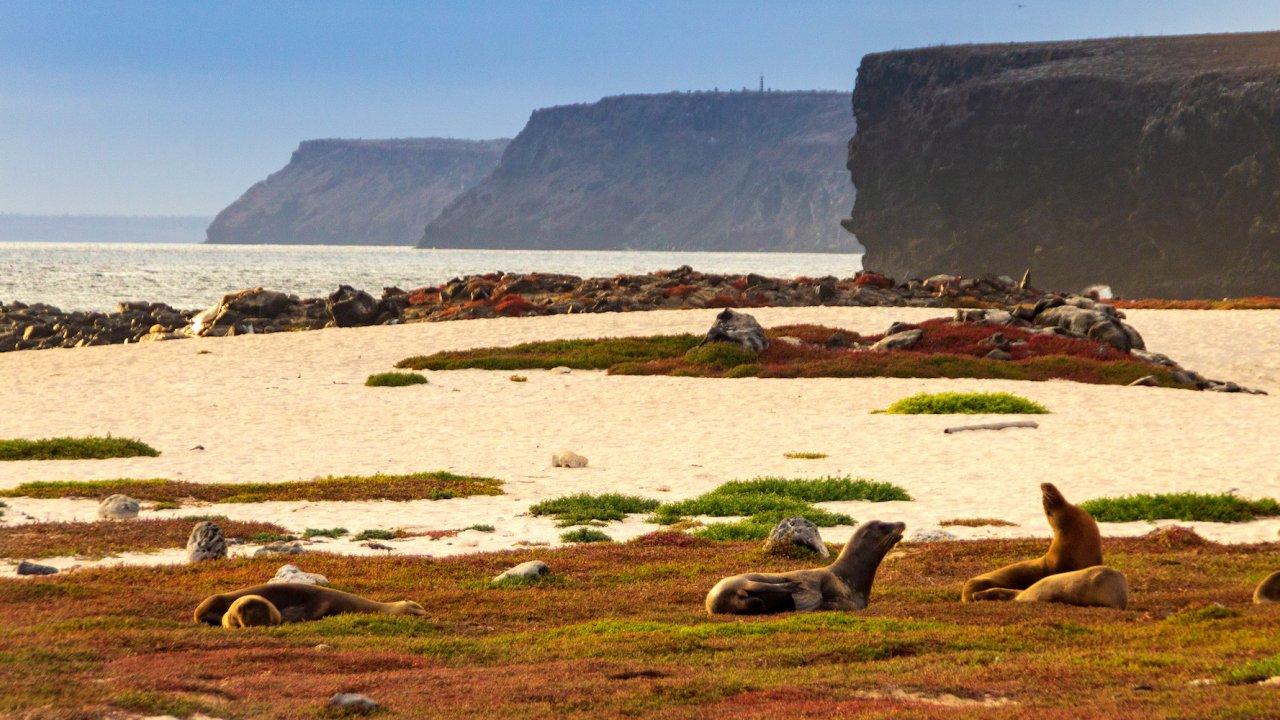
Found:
881,391 -> 1048,415
1079,492 -> 1280,523
783,452 -> 828,460
1223,653 -> 1280,685
396,334 -> 700,371
365,371 -> 428,387
302,527 -> 348,539
683,343 -> 759,369
0,471 -> 503,504
467,524 -> 495,533
0,436 -> 159,461
0,517 -> 288,559
651,476 -> 904,530
353,529 -> 398,541
560,528 -> 612,543
529,493 -> 661,527
940,517 -> 1017,528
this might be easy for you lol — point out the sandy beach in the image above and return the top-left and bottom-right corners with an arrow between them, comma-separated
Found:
2,306 -> 1278,573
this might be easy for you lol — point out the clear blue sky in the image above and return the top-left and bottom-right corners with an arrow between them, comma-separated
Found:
2,0 -> 1278,216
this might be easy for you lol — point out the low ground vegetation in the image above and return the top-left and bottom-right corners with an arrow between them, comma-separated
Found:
783,452 -> 828,460
559,528 -> 613,543
1112,297 -> 1280,310
364,372 -> 428,387
1080,492 -> 1280,523
395,321 -> 1193,387
880,391 -> 1049,415
940,518 -> 1018,528
0,436 -> 159,461
0,518 -> 288,559
0,472 -> 503,504
1,534 -> 1278,717
529,494 -> 661,527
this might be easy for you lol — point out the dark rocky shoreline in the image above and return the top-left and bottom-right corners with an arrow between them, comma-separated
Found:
0,267 -> 1045,353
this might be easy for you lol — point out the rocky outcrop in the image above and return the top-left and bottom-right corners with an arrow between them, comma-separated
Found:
846,32 -> 1280,298
421,92 -> 859,252
207,138 -> 508,245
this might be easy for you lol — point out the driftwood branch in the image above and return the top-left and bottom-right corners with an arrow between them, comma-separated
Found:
943,420 -> 1040,434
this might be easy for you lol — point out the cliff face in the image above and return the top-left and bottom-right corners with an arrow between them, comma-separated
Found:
206,138 -> 508,245
846,32 -> 1280,298
420,92 -> 859,253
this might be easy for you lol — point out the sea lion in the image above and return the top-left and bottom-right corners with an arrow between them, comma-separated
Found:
1253,570 -> 1280,603
194,582 -> 427,626
221,594 -> 283,627
705,520 -> 905,615
970,565 -> 1128,609
961,483 -> 1102,602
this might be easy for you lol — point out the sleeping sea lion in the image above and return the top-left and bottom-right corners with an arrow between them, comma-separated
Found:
222,594 -> 283,627
970,565 -> 1128,609
705,520 -> 905,615
1253,570 -> 1280,603
194,582 -> 427,626
961,483 -> 1102,602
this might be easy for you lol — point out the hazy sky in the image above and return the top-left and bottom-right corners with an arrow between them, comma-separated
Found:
3,1 -> 1279,216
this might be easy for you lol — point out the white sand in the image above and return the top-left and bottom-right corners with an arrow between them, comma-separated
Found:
1,307 -> 1278,574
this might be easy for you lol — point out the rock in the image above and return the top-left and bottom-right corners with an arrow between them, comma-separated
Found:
702,308 -> 768,352
908,528 -> 957,542
815,278 -> 838,302
16,560 -> 58,576
763,516 -> 830,558
325,285 -> 379,327
221,288 -> 292,318
328,693 -> 379,714
270,564 -> 329,585
549,366 -> 572,374
493,560 -> 549,583
186,521 -> 227,562
254,541 -> 306,557
1128,375 -> 1162,387
870,328 -> 923,352
983,349 -> 1013,361
552,451 -> 589,468
97,494 -> 140,520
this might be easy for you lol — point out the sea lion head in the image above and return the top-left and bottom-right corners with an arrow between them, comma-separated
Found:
704,577 -> 770,615
388,600 -> 428,617
193,593 -> 234,626
1041,483 -> 1068,513
853,520 -> 907,556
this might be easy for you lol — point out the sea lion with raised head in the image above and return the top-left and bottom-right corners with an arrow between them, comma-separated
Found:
971,565 -> 1128,609
221,594 -> 283,627
705,520 -> 905,615
1253,571 -> 1280,604
961,483 -> 1102,602
194,582 -> 427,627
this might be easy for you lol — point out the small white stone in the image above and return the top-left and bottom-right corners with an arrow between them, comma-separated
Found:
493,560 -> 549,583
549,366 -> 572,374
269,564 -> 329,585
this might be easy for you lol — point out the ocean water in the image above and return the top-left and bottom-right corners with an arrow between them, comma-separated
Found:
0,243 -> 863,312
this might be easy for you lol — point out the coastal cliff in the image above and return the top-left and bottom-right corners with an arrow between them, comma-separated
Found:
846,32 -> 1280,298
206,138 -> 508,245
420,92 -> 859,253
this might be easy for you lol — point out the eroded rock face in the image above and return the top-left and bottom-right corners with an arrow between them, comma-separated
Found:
270,564 -> 329,585
326,285 -> 379,327
846,32 -> 1280,298
186,521 -> 227,562
763,517 -> 830,558
552,451 -> 589,469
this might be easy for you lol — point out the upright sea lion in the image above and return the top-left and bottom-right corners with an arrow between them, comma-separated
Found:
1253,570 -> 1280,604
222,594 -> 283,627
194,582 -> 427,626
970,565 -> 1128,609
961,483 -> 1102,602
705,520 -> 905,615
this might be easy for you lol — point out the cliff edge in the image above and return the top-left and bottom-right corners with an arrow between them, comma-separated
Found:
420,92 -> 859,253
207,138 -> 508,245
846,32 -> 1280,298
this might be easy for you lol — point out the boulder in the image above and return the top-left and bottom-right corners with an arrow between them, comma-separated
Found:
494,560 -> 549,583
16,560 -> 58,576
869,328 -> 923,352
763,516 -> 830,558
220,287 -> 293,318
701,308 -> 768,352
270,564 -> 329,585
325,285 -> 378,327
328,693 -> 379,714
97,494 -> 140,520
254,541 -> 306,557
186,521 -> 227,562
552,451 -> 589,468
